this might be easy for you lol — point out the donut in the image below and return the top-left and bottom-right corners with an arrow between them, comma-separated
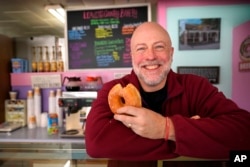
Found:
108,83 -> 142,114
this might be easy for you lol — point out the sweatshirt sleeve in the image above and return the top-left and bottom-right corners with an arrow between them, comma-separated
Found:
85,82 -> 178,161
172,76 -> 250,159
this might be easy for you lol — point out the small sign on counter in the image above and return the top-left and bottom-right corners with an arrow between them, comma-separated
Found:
31,74 -> 62,88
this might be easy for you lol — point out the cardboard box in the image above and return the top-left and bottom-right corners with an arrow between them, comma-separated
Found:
11,58 -> 28,73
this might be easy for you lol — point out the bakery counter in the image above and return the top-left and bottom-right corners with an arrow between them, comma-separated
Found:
0,127 -> 228,167
0,127 -> 108,167
0,127 -> 86,159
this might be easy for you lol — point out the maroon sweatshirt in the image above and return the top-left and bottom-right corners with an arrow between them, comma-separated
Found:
85,70 -> 250,161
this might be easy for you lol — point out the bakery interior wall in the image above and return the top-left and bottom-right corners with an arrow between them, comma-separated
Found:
11,0 -> 250,113
157,0 -> 250,111
10,3 -> 157,114
232,21 -> 250,112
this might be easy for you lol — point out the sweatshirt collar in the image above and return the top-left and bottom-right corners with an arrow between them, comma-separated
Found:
167,70 -> 184,99
130,69 -> 183,99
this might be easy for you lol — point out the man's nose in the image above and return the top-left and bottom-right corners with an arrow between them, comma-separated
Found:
144,48 -> 156,60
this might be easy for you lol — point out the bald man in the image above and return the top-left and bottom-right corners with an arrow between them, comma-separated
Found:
85,22 -> 250,167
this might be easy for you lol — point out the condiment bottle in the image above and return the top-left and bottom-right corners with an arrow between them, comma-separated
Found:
44,46 -> 50,72
31,47 -> 37,72
56,45 -> 64,72
50,46 -> 57,72
37,46 -> 44,72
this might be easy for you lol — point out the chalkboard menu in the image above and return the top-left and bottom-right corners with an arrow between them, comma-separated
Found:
66,4 -> 150,70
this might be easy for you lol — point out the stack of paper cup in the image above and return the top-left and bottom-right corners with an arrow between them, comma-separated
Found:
40,112 -> 48,128
48,90 -> 56,114
34,87 -> 42,127
56,89 -> 63,127
9,91 -> 18,100
27,90 -> 36,129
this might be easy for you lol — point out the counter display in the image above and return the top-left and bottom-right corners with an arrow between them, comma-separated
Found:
0,127 -> 107,167
0,127 -> 228,167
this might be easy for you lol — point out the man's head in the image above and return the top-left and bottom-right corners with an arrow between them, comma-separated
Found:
130,22 -> 174,92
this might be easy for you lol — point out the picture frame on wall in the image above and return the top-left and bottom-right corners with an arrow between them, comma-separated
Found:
177,66 -> 220,84
178,18 -> 221,50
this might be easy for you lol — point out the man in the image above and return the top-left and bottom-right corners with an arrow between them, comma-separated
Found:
85,22 -> 250,166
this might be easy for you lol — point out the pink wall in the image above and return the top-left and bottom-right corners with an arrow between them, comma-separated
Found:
232,21 -> 250,111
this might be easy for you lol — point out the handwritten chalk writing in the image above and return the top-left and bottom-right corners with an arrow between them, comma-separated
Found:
83,10 -> 120,19
90,18 -> 120,26
95,42 -> 124,56
108,39 -> 124,45
98,25 -> 112,29
96,55 -> 115,67
95,47 -> 115,55
123,53 -> 132,63
72,26 -> 90,31
69,59 -> 92,68
124,22 -> 143,27
68,30 -> 86,40
125,37 -> 131,53
94,39 -> 124,46
95,19 -> 110,25
95,45 -> 124,55
67,5 -> 148,69
122,22 -> 143,35
122,27 -> 135,35
112,51 -> 120,61
83,8 -> 139,20
91,19 -> 99,25
69,42 -> 87,51
95,28 -> 113,38
110,19 -> 120,25
69,51 -> 82,60
120,8 -> 138,18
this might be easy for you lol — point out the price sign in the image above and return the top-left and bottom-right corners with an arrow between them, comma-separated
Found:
31,74 -> 62,88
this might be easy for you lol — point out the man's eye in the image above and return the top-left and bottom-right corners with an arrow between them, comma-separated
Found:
154,45 -> 165,51
136,47 -> 146,52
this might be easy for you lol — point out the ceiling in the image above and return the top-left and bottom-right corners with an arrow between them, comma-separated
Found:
0,0 -> 157,39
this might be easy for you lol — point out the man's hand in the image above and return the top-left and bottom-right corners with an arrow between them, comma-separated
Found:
114,106 -> 167,139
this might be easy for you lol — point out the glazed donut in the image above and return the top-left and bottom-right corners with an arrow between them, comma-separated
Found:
108,83 -> 142,114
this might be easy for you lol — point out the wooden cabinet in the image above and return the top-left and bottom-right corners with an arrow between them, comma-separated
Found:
0,35 -> 13,123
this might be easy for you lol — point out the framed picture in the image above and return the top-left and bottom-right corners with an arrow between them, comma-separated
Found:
177,66 -> 220,84
179,18 -> 221,50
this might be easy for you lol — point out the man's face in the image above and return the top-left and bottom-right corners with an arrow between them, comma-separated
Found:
131,24 -> 173,91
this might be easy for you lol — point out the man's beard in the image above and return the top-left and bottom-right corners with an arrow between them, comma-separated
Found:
133,60 -> 171,86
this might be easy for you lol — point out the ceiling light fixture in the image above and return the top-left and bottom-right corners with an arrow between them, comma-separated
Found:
45,4 -> 65,23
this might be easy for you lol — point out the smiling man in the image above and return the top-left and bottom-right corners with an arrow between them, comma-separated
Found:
85,22 -> 250,167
